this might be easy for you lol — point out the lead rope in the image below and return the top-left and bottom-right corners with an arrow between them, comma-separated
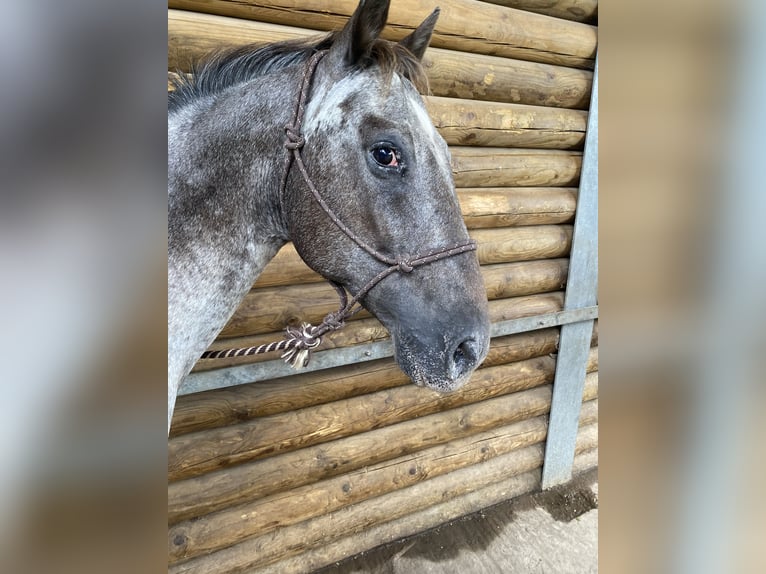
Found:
201,50 -> 477,368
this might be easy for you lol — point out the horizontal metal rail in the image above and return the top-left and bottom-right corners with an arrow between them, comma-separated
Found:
179,305 -> 598,396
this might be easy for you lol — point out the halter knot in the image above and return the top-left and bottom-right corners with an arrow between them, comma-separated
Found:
280,322 -> 322,369
285,322 -> 321,348
397,260 -> 414,273
321,311 -> 346,331
284,125 -> 305,150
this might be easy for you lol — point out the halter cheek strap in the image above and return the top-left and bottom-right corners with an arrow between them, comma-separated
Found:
201,50 -> 477,368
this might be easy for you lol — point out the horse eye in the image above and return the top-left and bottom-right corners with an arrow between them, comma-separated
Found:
371,145 -> 399,167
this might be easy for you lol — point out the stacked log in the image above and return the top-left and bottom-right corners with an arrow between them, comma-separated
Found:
169,360 -> 598,571
167,10 -> 593,108
479,0 -> 598,23
253,447 -> 598,574
218,246 -> 572,338
425,97 -> 587,149
169,0 -> 596,68
171,350 -> 597,514
168,1 -> 598,571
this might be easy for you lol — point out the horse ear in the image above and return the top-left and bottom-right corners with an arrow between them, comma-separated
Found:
398,7 -> 440,60
332,0 -> 390,66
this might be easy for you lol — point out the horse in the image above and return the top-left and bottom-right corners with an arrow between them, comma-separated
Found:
168,0 -> 490,433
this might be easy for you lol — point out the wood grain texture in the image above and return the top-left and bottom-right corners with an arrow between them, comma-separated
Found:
256,224 -> 572,290
170,71 -> 588,142
423,47 -> 592,108
167,10 -> 593,109
251,242 -> 321,287
166,1 -> 599,568
172,326 -> 579,436
196,291 -> 567,370
218,257 -> 568,338
478,0 -> 598,23
425,97 -> 587,149
170,353 -> 557,481
459,187 -> 577,229
471,225 -> 573,264
168,385 -> 597,562
169,361 -> 597,523
168,0 -> 596,69
252,200 -> 577,288
167,10 -> 310,72
253,222 -> 575,289
451,147 -> 582,187
482,259 -> 569,298
170,349 -> 595,483
252,443 -> 597,574
169,421 -> 598,573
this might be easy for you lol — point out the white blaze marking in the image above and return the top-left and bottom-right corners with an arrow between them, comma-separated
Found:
303,73 -> 369,135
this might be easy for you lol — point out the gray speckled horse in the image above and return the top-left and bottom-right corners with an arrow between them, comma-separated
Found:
168,0 -> 490,432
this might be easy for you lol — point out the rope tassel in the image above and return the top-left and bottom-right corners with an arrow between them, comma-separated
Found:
281,323 -> 322,369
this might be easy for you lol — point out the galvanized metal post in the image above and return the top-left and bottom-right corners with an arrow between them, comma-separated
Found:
542,54 -> 598,489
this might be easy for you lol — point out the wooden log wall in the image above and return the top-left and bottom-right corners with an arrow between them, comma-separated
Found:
168,1 -> 597,572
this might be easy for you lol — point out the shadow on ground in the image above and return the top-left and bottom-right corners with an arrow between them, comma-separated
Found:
316,468 -> 598,574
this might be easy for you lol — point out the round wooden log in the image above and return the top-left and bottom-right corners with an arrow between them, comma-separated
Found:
169,354 -> 556,481
459,187 -> 577,229
175,329 -> 597,436
169,372 -> 597,523
170,69 -> 587,147
167,11 -> 306,72
196,291 -> 566,371
169,385 -> 550,561
471,225 -> 573,264
219,257 -> 569,338
168,0 -> 597,69
167,10 -> 593,109
251,242 -> 321,287
479,0 -> 598,23
255,438 -> 598,574
168,394 -> 598,563
423,47 -> 592,108
450,147 -> 581,187
170,378 -> 597,531
425,97 -> 587,149
254,224 -> 574,291
168,422 -> 598,573
249,191 -> 577,290
170,345 -> 593,481
253,445 -> 597,574
271,469 -> 540,574
484,259 -> 569,298
253,204 -> 576,288
172,325 -> 580,436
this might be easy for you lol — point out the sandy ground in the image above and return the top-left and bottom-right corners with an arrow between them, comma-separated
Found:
316,468 -> 598,574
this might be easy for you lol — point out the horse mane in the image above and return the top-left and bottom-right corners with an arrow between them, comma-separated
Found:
168,34 -> 429,113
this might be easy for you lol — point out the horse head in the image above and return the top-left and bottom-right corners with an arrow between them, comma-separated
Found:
284,0 -> 490,391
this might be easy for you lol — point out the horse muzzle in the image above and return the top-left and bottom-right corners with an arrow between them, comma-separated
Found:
391,315 -> 490,393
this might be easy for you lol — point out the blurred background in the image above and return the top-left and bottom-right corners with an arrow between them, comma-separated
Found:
600,1 -> 764,573
0,0 -> 762,572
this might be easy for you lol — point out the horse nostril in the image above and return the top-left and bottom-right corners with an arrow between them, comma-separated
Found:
451,338 -> 479,379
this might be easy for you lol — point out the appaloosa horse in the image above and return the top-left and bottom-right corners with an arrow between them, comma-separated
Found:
168,0 -> 490,432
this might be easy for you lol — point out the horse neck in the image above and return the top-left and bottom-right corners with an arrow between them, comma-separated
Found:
167,69 -> 301,392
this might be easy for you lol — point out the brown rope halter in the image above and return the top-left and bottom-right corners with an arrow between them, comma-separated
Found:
201,50 -> 477,368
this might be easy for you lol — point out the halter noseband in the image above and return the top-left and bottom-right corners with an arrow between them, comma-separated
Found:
201,50 -> 477,368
